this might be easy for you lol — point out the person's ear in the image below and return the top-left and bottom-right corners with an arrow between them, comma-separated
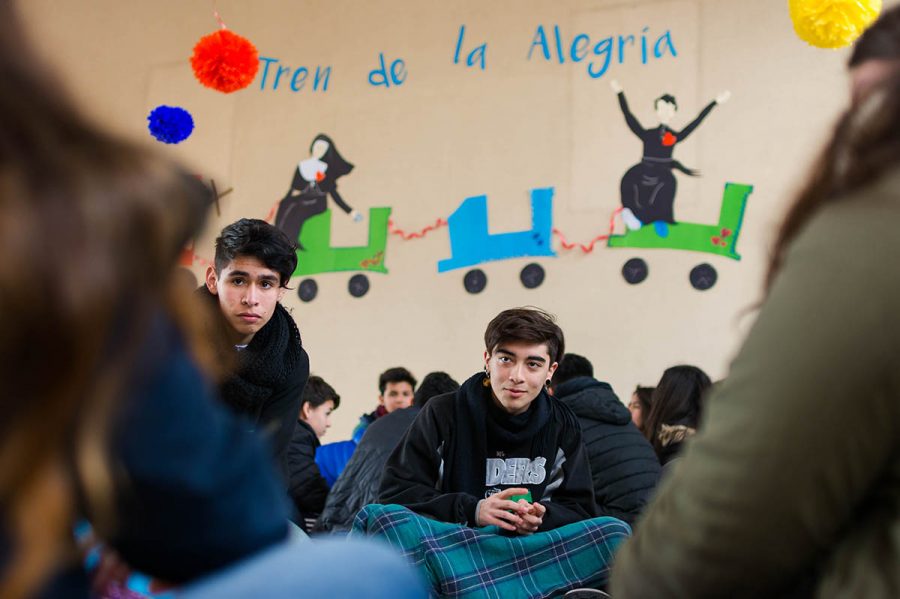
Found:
300,402 -> 311,421
547,361 -> 558,379
377,394 -> 384,406
205,266 -> 219,295
483,350 -> 490,370
277,286 -> 287,301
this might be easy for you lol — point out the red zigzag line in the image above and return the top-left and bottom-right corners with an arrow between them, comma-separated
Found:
388,218 -> 448,240
264,202 -> 621,254
553,208 -> 623,254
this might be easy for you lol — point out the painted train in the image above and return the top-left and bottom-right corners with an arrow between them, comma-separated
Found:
291,183 -> 753,301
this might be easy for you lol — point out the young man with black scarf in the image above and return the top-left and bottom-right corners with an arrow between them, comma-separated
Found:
200,218 -> 310,479
380,307 -> 596,533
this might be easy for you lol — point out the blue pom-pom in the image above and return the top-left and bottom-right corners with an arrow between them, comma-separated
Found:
147,105 -> 194,144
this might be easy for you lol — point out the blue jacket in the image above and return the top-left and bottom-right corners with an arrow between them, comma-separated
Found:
315,439 -> 357,487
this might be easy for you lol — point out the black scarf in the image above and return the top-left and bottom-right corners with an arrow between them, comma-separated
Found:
444,372 -> 554,496
197,287 -> 305,419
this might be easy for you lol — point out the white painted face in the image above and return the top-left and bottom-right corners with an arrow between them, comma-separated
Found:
311,139 -> 330,159
655,100 -> 677,125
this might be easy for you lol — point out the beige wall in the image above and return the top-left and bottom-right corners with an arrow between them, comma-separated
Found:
19,0 -> 882,439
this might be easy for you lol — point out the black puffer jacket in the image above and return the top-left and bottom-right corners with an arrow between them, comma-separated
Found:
554,377 -> 660,525
287,419 -> 329,527
316,407 -> 420,532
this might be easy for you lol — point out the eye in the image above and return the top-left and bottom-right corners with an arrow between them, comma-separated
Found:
260,280 -> 274,289
231,277 -> 245,286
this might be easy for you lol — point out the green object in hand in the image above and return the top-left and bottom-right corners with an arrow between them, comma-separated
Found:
509,491 -> 532,504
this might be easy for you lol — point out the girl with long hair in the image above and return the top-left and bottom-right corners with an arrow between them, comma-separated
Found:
641,366 -> 711,466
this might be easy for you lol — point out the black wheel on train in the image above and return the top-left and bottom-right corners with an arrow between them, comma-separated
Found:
621,258 -> 649,285
297,278 -> 318,302
519,263 -> 545,289
348,274 -> 370,298
463,269 -> 487,294
689,263 -> 718,291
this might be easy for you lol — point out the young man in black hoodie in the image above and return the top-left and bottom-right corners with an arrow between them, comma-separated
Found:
201,218 -> 310,478
550,354 -> 660,526
380,307 -> 596,533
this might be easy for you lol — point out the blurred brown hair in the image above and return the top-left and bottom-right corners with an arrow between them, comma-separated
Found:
0,2 -> 209,595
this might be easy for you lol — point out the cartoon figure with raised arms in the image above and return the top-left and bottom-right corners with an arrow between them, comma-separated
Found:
275,133 -> 362,249
611,79 -> 730,237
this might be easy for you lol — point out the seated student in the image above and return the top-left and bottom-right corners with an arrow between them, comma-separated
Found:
288,376 -> 339,531
380,308 -> 595,532
317,372 -> 460,533
627,385 -> 654,433
642,365 -> 711,469
200,219 -> 310,478
352,367 -> 417,443
362,309 -> 629,596
550,354 -> 660,526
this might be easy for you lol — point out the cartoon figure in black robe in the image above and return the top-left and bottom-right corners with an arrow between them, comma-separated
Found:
611,79 -> 730,237
275,134 -> 361,249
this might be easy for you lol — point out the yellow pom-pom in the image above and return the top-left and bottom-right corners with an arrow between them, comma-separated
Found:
789,0 -> 882,49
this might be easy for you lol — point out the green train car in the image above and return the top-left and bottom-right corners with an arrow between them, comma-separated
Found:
293,207 -> 391,301
607,182 -> 753,289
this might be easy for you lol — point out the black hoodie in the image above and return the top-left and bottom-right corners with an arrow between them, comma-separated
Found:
379,373 -> 596,532
554,377 -> 661,525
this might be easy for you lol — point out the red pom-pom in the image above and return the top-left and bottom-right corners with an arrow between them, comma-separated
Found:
190,29 -> 259,93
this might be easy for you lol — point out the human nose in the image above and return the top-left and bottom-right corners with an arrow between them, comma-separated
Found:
509,363 -> 525,382
242,284 -> 259,306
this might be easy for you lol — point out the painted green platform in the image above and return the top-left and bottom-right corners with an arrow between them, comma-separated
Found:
294,207 -> 391,276
607,183 -> 753,260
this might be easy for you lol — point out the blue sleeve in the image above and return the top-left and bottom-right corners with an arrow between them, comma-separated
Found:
315,440 -> 357,487
105,321 -> 289,583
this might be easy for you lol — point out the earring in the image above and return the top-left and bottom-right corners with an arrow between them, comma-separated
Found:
545,379 -> 551,388
483,369 -> 491,387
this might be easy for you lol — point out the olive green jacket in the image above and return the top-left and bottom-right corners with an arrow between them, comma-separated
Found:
611,171 -> 900,598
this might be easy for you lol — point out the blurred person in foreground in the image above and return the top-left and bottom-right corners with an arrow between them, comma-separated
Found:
0,3 -> 424,596
611,46 -> 900,599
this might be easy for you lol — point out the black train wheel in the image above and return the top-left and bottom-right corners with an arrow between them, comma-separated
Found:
689,263 -> 718,291
463,269 -> 487,294
297,279 -> 318,302
622,258 -> 649,285
520,263 -> 545,289
348,274 -> 370,298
